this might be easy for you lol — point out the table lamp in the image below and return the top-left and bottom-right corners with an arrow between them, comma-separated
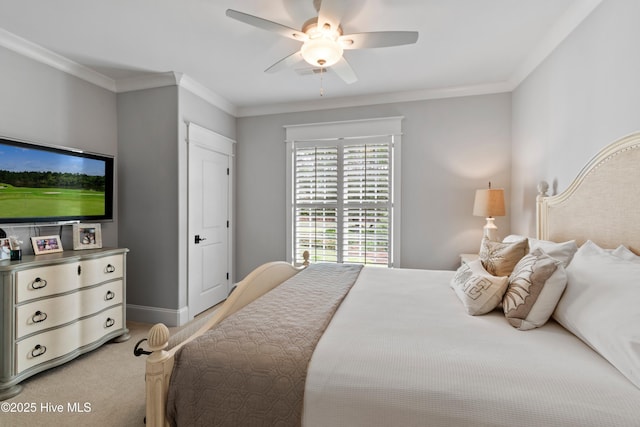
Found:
473,182 -> 505,241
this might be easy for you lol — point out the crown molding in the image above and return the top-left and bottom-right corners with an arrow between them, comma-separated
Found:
236,81 -> 514,117
174,73 -> 238,117
509,0 -> 602,87
114,71 -> 179,93
0,27 -> 116,91
0,28 -> 236,116
0,26 -> 514,116
115,72 -> 237,116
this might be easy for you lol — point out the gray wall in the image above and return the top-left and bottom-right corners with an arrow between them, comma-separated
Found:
236,93 -> 511,278
511,0 -> 640,236
0,45 -> 118,251
117,86 -> 180,310
117,85 -> 235,321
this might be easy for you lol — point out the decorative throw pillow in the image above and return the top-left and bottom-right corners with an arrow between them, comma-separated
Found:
529,239 -> 578,267
503,248 -> 567,330
479,236 -> 528,277
450,260 -> 509,316
502,235 -> 578,267
554,240 -> 640,389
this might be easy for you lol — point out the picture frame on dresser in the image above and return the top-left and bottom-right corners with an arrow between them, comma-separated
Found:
31,235 -> 63,255
73,223 -> 102,250
0,238 -> 10,260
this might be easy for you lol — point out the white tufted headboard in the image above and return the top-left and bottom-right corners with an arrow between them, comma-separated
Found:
537,132 -> 640,254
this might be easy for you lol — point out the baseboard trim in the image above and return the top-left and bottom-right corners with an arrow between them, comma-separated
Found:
127,304 -> 189,327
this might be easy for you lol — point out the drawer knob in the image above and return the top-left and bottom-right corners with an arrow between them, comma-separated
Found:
32,310 -> 48,323
105,264 -> 116,274
31,278 -> 47,290
31,344 -> 47,358
105,317 -> 115,328
105,290 -> 115,301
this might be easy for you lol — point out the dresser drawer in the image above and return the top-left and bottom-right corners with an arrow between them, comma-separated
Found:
15,263 -> 80,303
15,305 -> 123,374
79,254 -> 124,286
15,280 -> 124,339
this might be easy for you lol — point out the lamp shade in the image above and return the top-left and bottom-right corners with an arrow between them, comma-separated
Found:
473,188 -> 505,218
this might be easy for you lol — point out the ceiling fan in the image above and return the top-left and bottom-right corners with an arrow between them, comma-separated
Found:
225,0 -> 419,84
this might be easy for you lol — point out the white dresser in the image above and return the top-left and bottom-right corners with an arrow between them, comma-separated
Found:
0,248 -> 129,400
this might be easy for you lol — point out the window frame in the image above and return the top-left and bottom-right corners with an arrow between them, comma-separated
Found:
285,117 -> 402,267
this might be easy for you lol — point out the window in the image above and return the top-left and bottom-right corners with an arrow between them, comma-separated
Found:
285,118 -> 402,267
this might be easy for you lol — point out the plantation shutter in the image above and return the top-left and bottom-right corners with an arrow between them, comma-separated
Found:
286,117 -> 402,268
294,145 -> 339,263
292,137 -> 392,266
342,141 -> 390,265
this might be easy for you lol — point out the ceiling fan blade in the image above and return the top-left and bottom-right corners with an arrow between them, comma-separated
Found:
331,57 -> 357,84
340,31 -> 419,49
226,9 -> 307,41
316,0 -> 345,33
265,51 -> 304,73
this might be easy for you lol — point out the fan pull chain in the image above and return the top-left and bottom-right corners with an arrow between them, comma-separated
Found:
315,58 -> 327,97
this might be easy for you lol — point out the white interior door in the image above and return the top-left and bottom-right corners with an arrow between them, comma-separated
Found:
188,127 -> 232,317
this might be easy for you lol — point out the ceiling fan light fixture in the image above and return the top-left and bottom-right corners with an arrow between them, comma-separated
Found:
301,37 -> 343,67
226,6 -> 419,85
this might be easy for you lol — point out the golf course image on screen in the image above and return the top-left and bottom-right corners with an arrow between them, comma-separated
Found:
0,138 -> 112,222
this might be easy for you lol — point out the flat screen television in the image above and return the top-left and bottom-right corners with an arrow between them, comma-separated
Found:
0,137 -> 114,224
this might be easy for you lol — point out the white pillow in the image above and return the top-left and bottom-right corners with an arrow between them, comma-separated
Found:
503,235 -> 577,267
612,245 -> 640,263
503,248 -> 567,330
450,260 -> 508,316
554,240 -> 640,389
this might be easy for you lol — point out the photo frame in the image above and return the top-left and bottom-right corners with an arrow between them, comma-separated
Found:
73,223 -> 102,250
0,238 -> 10,260
31,235 -> 63,255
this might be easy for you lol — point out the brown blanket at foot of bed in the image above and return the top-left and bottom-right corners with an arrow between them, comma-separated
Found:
166,263 -> 363,427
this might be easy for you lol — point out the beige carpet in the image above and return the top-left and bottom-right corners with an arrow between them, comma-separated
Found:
5,321 -> 157,427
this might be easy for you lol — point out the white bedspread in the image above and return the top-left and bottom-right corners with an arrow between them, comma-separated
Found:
303,267 -> 640,427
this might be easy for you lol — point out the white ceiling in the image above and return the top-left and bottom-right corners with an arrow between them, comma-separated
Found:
0,0 -> 601,116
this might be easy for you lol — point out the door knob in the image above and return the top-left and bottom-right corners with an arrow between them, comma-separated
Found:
194,235 -> 207,244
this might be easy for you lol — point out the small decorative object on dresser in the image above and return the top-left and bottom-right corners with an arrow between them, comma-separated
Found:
0,238 -> 10,260
73,223 -> 102,250
8,236 -> 23,260
30,235 -> 63,255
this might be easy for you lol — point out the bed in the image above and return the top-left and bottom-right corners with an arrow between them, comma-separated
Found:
142,131 -> 640,427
